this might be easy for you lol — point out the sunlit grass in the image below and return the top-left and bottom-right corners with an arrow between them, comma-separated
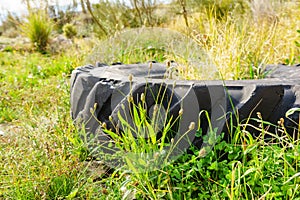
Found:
169,0 -> 300,80
0,0 -> 299,198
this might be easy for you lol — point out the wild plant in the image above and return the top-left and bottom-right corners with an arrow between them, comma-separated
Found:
22,10 -> 53,53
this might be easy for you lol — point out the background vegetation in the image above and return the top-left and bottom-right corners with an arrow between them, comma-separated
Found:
0,0 -> 299,199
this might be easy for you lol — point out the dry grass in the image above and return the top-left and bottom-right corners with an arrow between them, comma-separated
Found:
169,0 -> 300,80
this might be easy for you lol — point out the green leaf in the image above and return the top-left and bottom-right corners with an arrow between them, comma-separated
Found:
104,129 -> 120,140
208,161 -> 218,170
244,144 -> 257,155
125,156 -> 139,174
285,107 -> 300,117
133,104 -> 141,126
147,123 -> 156,145
250,118 -> 275,126
287,188 -> 293,197
240,168 -> 256,179
66,188 -> 78,199
117,111 -> 136,135
195,129 -> 203,137
160,118 -> 172,151
138,158 -> 147,166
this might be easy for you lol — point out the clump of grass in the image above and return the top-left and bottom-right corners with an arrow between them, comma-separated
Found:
86,83 -> 189,198
22,10 -> 53,53
93,108 -> 299,199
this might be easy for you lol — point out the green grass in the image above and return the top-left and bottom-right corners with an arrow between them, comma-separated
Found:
170,0 -> 300,80
0,51 -> 76,123
21,10 -> 53,53
0,48 -> 299,199
0,49 -> 88,198
0,0 -> 300,199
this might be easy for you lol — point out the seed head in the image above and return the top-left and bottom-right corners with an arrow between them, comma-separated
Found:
166,60 -> 171,68
141,93 -> 145,102
133,181 -> 139,186
128,74 -> 133,82
198,148 -> 207,157
127,95 -> 133,102
257,112 -> 262,119
149,62 -> 153,69
153,104 -> 159,113
93,103 -> 97,110
179,108 -> 184,116
277,118 -> 284,126
102,189 -> 108,195
189,122 -> 195,130
116,123 -> 120,133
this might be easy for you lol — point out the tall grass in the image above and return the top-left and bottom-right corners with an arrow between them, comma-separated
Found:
85,106 -> 300,199
0,47 -> 93,198
22,10 -> 53,53
0,41 -> 299,199
170,0 -> 300,80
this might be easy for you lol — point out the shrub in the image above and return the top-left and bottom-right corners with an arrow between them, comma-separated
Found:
62,23 -> 77,39
52,10 -> 76,34
22,10 -> 53,53
0,12 -> 21,38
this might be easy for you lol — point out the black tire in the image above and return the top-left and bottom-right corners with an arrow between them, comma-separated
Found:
70,63 -> 300,152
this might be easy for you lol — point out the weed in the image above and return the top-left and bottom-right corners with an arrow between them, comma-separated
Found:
94,109 -> 300,199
